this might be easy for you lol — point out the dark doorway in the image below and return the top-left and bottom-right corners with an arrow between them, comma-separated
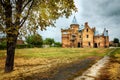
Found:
78,42 -> 81,47
88,42 -> 91,46
94,43 -> 97,48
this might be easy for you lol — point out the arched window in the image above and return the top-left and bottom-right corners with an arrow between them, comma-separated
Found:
86,28 -> 88,32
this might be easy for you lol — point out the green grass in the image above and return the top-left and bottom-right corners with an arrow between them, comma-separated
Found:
105,48 -> 120,57
0,48 -> 113,59
112,48 -> 120,57
14,48 -> 112,58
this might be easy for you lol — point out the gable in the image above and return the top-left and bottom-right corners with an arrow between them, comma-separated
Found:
82,22 -> 94,34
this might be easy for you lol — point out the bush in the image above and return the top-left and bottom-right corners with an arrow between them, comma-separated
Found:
0,41 -> 7,50
54,42 -> 62,47
27,44 -> 34,48
0,43 -> 6,50
16,44 -> 27,49
16,44 -> 34,49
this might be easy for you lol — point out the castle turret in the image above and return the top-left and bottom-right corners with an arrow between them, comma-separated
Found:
72,16 -> 78,24
70,16 -> 79,31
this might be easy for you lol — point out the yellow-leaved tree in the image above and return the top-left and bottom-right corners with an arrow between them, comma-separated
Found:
0,0 -> 77,72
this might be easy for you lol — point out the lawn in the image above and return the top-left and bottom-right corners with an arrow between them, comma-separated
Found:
0,48 -> 113,80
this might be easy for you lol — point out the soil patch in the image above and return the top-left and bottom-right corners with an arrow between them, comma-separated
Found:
15,57 -> 100,80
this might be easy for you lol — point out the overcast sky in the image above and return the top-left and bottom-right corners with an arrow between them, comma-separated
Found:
39,0 -> 120,42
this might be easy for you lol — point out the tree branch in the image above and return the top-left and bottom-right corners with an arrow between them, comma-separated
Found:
22,0 -> 32,12
19,0 -> 34,28
0,0 -> 5,6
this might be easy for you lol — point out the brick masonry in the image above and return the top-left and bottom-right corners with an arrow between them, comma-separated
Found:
61,22 -> 109,48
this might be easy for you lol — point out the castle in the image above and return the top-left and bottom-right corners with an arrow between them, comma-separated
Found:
61,16 -> 109,48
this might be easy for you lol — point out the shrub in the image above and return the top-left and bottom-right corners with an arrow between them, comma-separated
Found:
54,42 -> 62,47
0,41 -> 7,50
16,44 -> 34,49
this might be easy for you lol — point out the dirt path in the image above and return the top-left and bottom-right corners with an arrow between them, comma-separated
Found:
74,56 -> 109,80
74,56 -> 110,80
73,48 -> 117,80
49,57 -> 97,80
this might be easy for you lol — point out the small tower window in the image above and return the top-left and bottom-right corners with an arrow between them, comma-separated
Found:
86,35 -> 89,38
86,28 -> 88,32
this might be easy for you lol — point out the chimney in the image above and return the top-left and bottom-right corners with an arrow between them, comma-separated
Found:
85,22 -> 88,25
92,27 -> 96,32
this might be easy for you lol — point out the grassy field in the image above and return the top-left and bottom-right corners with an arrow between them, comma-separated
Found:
0,48 -> 113,80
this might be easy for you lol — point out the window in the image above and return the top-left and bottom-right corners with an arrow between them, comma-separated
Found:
79,35 -> 81,38
86,35 -> 89,38
88,42 -> 91,46
86,28 -> 88,32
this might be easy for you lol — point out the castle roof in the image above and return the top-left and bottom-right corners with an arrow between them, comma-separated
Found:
72,16 -> 78,24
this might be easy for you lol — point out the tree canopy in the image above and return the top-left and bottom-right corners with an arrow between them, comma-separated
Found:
113,38 -> 119,43
26,34 -> 43,47
0,0 -> 77,37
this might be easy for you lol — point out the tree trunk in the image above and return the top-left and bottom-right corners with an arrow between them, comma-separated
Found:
5,34 -> 18,72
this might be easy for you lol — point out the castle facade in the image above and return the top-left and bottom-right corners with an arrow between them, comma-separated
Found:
61,17 -> 109,48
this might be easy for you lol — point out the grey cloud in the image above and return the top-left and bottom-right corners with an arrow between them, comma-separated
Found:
81,0 -> 120,17
39,0 -> 120,42
80,0 -> 120,40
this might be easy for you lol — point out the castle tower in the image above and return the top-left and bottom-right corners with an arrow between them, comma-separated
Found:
70,16 -> 79,47
70,16 -> 79,33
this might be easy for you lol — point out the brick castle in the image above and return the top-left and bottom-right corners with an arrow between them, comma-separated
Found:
61,16 -> 109,48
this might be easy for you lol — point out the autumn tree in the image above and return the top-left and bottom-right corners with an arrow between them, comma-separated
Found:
0,0 -> 76,72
